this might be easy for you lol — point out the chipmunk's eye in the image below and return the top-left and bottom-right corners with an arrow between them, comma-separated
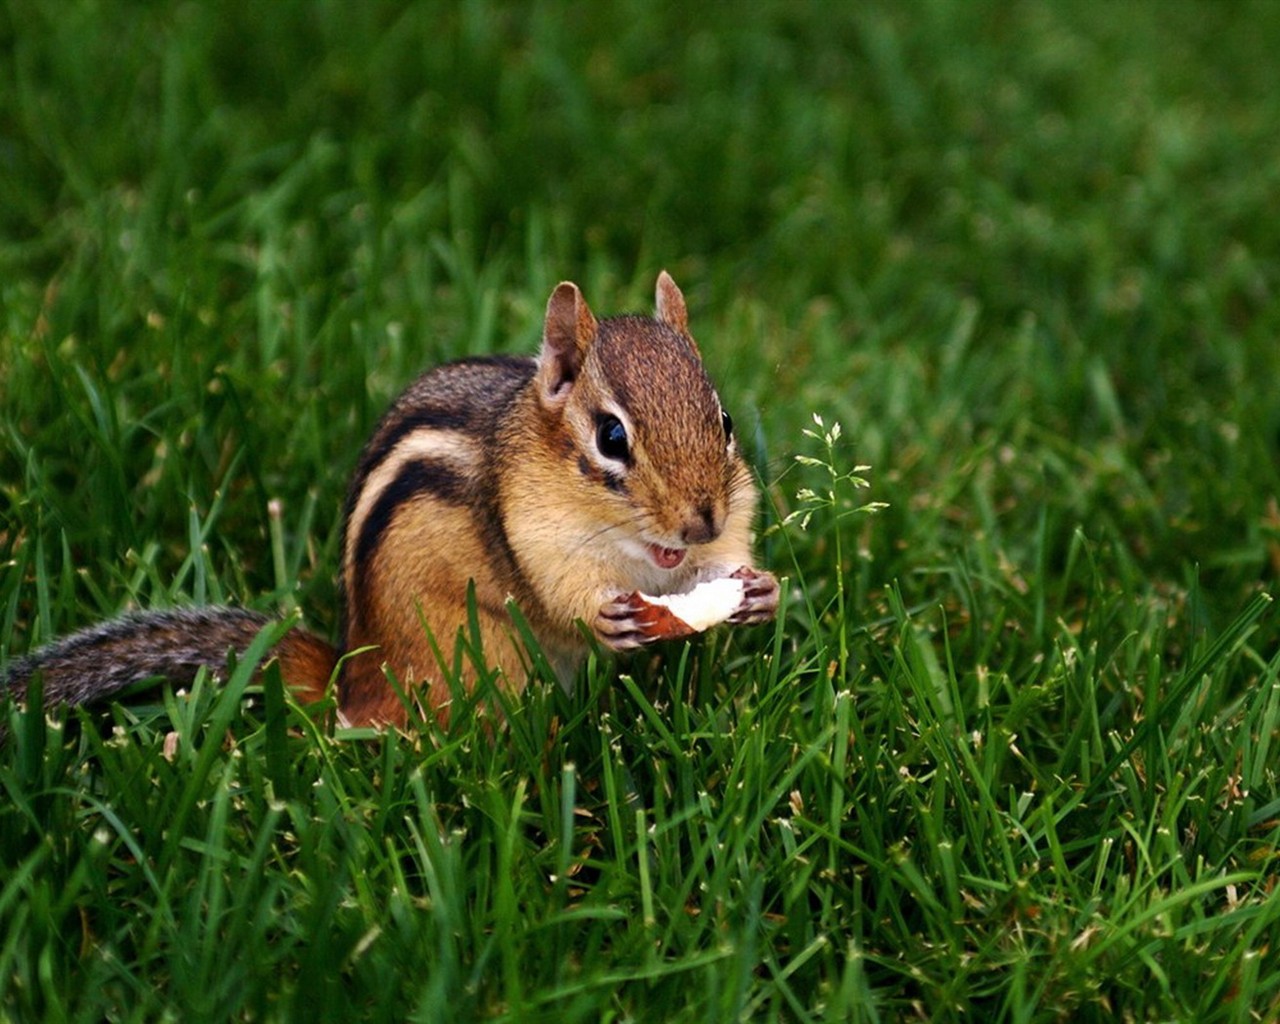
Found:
721,409 -> 734,441
595,414 -> 629,462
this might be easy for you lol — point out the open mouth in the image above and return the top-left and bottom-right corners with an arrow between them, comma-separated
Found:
647,543 -> 687,569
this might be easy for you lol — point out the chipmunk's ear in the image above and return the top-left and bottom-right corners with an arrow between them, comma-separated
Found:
538,281 -> 597,408
655,270 -> 689,336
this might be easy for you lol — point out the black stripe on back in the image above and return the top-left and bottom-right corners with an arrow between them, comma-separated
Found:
354,408 -> 471,494
355,460 -> 470,572
346,357 -> 534,513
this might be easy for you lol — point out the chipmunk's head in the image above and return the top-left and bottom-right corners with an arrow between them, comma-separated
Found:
534,272 -> 754,574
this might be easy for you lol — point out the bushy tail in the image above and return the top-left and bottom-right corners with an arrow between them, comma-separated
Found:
2,607 -> 337,710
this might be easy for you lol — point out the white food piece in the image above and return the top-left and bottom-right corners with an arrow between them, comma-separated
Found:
641,577 -> 745,632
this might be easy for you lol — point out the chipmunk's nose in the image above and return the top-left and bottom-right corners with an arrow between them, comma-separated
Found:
679,502 -> 722,546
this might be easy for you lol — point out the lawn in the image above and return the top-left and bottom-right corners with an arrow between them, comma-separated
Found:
2,2 -> 1279,1020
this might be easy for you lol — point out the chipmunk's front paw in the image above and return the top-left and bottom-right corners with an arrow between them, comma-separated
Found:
594,593 -> 686,651
727,567 -> 779,624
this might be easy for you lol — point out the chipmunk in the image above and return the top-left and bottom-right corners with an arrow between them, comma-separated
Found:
2,272 -> 779,728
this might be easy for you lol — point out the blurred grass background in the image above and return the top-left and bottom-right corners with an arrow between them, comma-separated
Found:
2,1 -> 1279,1020
3,1 -> 1277,638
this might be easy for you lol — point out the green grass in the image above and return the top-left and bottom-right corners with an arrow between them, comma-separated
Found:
3,1 -> 1280,1020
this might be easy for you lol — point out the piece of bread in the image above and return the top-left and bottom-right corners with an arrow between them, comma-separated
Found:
632,576 -> 746,637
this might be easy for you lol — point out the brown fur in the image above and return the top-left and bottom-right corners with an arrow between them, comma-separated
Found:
4,273 -> 777,731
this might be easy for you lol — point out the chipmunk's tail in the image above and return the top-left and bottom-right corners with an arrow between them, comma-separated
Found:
2,607 -> 336,711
